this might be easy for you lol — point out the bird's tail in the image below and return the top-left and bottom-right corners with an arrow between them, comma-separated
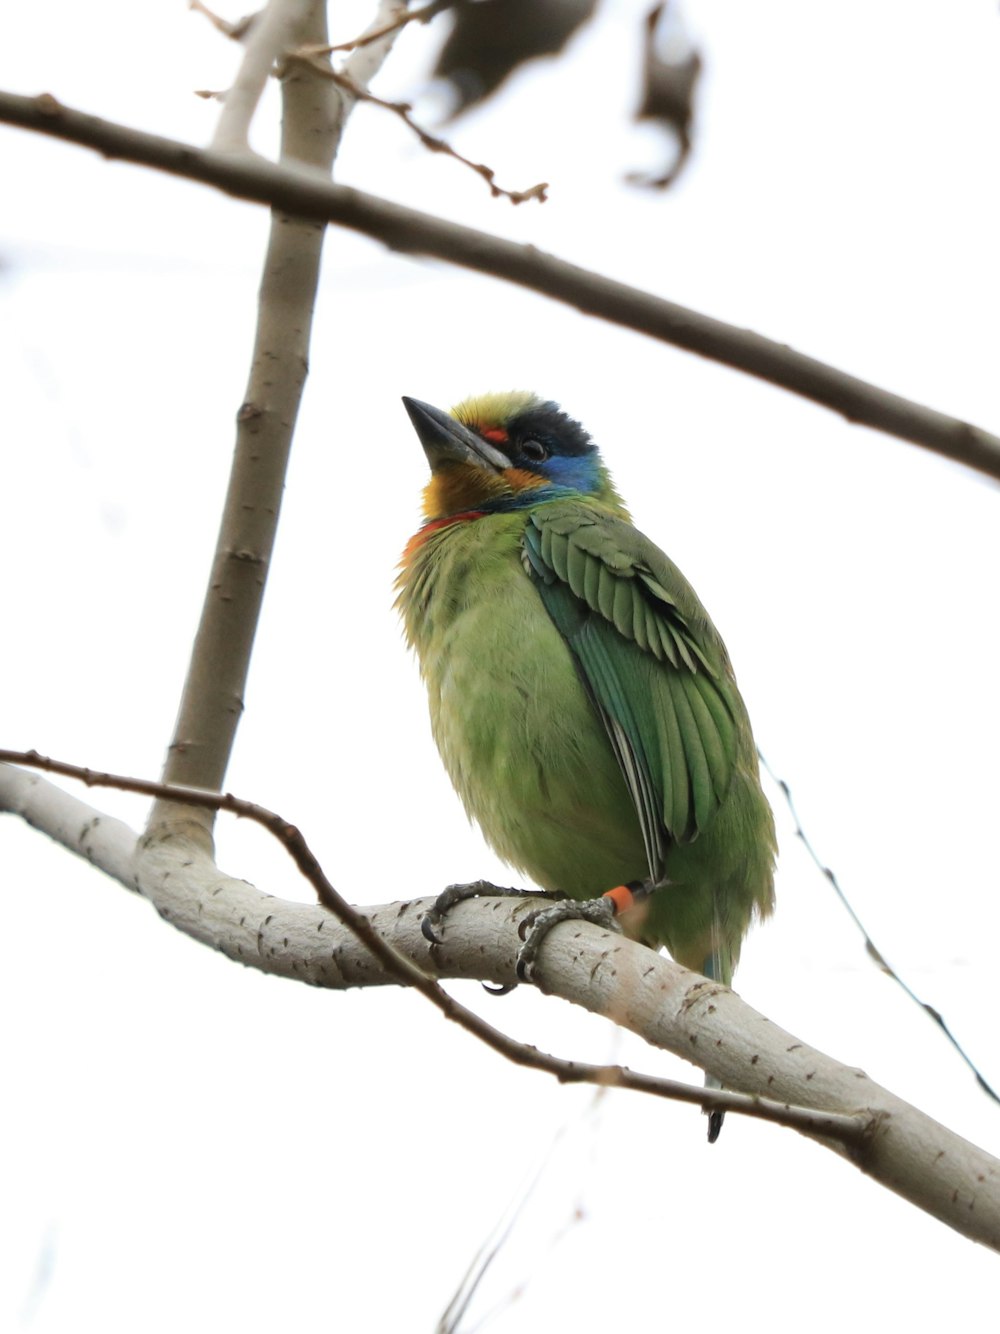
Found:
701,913 -> 733,1144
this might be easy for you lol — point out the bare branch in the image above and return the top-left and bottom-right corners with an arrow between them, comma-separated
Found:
0,752 -> 855,1142
305,0 -> 453,56
147,2 -> 409,851
0,762 -> 139,888
210,0 -> 314,150
3,751 -> 1000,1250
760,751 -> 999,1105
295,55 -> 549,203
189,0 -> 257,42
147,2 -> 339,850
341,0 -> 414,86
2,90 -> 997,480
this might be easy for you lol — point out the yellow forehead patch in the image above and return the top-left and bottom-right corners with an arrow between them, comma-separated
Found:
451,390 -> 541,431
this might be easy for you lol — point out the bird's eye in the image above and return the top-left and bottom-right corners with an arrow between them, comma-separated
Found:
520,438 -> 550,463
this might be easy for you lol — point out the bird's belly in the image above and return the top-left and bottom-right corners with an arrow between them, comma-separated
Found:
421,581 -> 647,896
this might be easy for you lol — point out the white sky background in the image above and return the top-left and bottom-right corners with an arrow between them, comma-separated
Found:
2,1 -> 999,1328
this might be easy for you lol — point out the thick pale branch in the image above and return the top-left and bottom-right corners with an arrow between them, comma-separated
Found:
148,2 -> 404,848
0,755 -> 851,1139
3,755 -> 999,1251
1,764 -> 139,888
2,89 -> 998,480
148,2 -> 339,848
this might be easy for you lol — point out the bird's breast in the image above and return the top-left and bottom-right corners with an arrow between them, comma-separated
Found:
397,515 -> 646,893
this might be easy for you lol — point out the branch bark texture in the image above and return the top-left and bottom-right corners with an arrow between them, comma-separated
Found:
1,91 -> 998,481
2,757 -> 999,1253
147,4 -> 403,848
210,0 -> 314,150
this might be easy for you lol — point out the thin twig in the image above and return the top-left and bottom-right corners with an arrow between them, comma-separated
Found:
0,747 -> 864,1142
2,90 -> 998,480
189,0 -> 257,42
341,0 -> 413,85
759,751 -> 1000,1105
147,1 -> 340,850
295,56 -> 548,203
302,0 -> 453,56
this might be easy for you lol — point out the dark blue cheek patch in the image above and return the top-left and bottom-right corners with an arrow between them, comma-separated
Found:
543,453 -> 602,493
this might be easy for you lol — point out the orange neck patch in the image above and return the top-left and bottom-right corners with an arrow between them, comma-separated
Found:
504,468 -> 548,494
421,467 -> 505,519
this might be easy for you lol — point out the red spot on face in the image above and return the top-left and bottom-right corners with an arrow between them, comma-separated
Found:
481,427 -> 508,444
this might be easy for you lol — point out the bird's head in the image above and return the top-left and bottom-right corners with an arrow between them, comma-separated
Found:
403,391 -> 629,522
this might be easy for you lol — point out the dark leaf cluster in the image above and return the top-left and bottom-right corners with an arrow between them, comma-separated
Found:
427,0 -> 701,189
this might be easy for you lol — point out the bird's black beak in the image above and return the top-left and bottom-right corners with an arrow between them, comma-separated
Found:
402,397 -> 511,473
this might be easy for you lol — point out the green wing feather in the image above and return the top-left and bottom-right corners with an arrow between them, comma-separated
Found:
522,502 -> 742,883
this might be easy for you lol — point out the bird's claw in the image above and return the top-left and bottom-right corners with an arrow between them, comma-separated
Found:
482,980 -> 518,996
421,880 -> 542,947
515,896 -> 623,983
421,881 -> 623,986
421,912 -> 444,945
421,879 -> 497,944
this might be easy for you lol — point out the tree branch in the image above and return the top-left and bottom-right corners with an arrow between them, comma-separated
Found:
209,0 -> 314,151
1,89 -> 997,481
307,0 -> 452,56
146,2 -> 405,850
3,752 -> 999,1251
340,0 -> 410,87
296,57 -> 549,202
0,753 -> 860,1141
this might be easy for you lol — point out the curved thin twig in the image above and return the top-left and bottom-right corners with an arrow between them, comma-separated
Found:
295,56 -> 548,203
304,0 -> 453,55
4,750 -> 1000,1253
0,749 -> 854,1141
759,751 -> 999,1104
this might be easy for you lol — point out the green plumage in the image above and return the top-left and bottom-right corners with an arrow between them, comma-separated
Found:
397,393 -> 775,986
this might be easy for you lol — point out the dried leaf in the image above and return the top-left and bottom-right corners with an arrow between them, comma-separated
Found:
630,2 -> 702,189
433,0 -> 597,116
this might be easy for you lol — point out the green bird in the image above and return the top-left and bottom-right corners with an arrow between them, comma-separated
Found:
397,391 -> 776,1135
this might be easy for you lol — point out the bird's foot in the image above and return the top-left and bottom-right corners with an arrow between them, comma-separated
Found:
423,880 -> 563,996
515,896 -> 621,982
514,879 -> 661,982
423,878 -> 660,987
421,880 -> 561,945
